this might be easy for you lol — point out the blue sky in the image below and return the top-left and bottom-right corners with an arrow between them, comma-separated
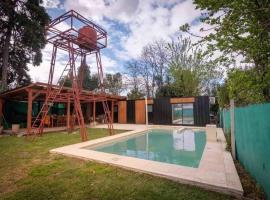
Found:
29,0 -> 205,83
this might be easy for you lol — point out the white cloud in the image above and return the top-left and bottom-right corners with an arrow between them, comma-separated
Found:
28,44 -> 69,84
42,0 -> 61,8
116,0 -> 201,58
29,0 -> 205,82
64,0 -> 139,23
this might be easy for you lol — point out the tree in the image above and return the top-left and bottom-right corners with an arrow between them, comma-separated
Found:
155,37 -> 221,98
78,62 -> 99,91
181,0 -> 270,100
125,60 -> 143,93
0,0 -> 50,90
169,68 -> 200,96
217,83 -> 230,108
104,73 -> 123,95
227,69 -> 266,106
127,88 -> 145,100
217,68 -> 267,107
142,40 -> 169,91
125,40 -> 170,98
59,64 -> 99,91
156,84 -> 183,98
168,36 -> 222,95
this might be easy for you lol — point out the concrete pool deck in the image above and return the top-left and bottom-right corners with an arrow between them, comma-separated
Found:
50,124 -> 243,198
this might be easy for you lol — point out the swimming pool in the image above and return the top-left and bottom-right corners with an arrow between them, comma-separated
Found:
88,129 -> 206,168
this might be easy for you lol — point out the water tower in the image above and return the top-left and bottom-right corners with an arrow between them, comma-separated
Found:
28,10 -> 113,141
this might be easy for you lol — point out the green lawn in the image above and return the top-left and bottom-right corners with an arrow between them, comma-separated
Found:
0,128 -> 230,200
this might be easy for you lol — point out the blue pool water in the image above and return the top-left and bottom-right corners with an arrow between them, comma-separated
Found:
91,129 -> 206,168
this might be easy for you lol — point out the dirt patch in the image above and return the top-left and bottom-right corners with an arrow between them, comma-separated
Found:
0,167 -> 28,194
235,161 -> 266,200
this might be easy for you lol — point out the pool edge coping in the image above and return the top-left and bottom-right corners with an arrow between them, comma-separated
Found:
50,125 -> 243,198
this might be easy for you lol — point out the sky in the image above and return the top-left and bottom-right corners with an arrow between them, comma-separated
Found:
28,0 -> 206,83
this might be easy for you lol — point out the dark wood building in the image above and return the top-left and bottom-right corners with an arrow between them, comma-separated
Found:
116,97 -> 210,127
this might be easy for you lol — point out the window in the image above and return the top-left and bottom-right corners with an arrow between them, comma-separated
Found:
172,103 -> 194,125
113,105 -> 118,112
147,104 -> 153,112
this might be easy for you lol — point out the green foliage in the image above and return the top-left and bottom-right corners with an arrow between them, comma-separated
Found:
58,76 -> 72,87
105,73 -> 123,95
181,0 -> 270,100
156,84 -> 183,98
217,68 -> 268,107
0,0 -> 50,90
217,83 -> 230,108
79,65 -> 99,91
169,67 -> 200,97
157,37 -> 221,97
126,37 -> 221,98
127,88 -> 145,100
227,69 -> 266,106
58,65 -> 99,91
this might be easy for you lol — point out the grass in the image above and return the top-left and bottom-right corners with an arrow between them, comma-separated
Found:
0,128 -> 231,200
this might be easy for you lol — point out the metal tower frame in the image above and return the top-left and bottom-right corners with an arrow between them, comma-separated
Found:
27,10 -> 113,141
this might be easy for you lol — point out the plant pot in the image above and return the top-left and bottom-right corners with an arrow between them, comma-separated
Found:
12,124 -> 20,135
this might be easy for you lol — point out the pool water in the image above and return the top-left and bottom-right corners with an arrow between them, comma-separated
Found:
91,129 -> 206,168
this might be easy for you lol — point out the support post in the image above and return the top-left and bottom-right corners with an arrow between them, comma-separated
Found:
223,109 -> 226,134
93,101 -> 96,127
88,102 -> 92,126
145,97 -> 148,126
67,96 -> 71,133
0,99 -> 3,129
230,99 -> 236,159
111,101 -> 114,124
27,89 -> 33,134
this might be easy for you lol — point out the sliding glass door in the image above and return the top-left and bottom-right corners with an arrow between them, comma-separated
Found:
172,103 -> 194,125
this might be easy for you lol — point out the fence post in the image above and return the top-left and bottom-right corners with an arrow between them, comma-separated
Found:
230,99 -> 236,159
223,109 -> 226,134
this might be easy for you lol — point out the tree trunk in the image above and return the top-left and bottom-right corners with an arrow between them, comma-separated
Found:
1,27 -> 12,91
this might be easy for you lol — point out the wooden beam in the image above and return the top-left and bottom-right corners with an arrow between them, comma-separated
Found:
147,99 -> 154,104
170,97 -> 195,104
67,95 -> 71,133
32,90 -> 43,101
27,89 -> 33,134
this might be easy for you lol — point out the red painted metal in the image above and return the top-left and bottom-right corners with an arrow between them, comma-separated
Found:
27,10 -> 113,140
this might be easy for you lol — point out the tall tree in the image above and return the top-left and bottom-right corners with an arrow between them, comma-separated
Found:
181,0 -> 270,100
127,88 -> 145,100
125,60 -> 143,92
0,0 -> 50,90
142,40 -> 169,91
59,64 -> 99,91
104,73 -> 123,95
78,62 -> 99,91
167,36 -> 222,96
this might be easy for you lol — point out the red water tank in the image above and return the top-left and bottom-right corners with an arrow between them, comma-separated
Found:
78,26 -> 97,50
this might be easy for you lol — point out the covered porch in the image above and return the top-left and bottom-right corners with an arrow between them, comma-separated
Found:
0,82 -> 125,134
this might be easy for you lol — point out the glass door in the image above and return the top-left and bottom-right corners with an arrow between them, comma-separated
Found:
172,103 -> 194,125
182,103 -> 194,124
172,104 -> 183,124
